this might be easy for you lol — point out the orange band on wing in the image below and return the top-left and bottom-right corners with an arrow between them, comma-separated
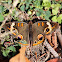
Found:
21,23 -> 23,27
33,37 -> 44,46
12,33 -> 16,35
18,37 -> 44,46
7,27 -> 10,30
18,33 -> 44,46
38,23 -> 40,26
42,22 -> 44,26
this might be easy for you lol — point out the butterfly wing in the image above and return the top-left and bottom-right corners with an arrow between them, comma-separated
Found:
15,22 -> 29,44
32,21 -> 59,46
32,21 -> 47,46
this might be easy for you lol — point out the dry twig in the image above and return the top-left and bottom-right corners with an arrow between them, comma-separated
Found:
44,39 -> 59,58
0,30 -> 16,37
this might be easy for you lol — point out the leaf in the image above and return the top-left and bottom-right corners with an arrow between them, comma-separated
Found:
2,49 -> 10,57
35,9 -> 44,16
28,0 -> 32,3
36,12 -> 41,16
39,9 -> 44,14
58,14 -> 62,19
26,3 -> 29,9
44,15 -> 50,20
20,5 -> 25,11
52,16 -> 57,22
51,4 -> 61,15
51,4 -> 55,8
57,14 -> 62,24
25,0 -> 32,3
7,46 -> 16,52
42,2 -> 51,8
43,0 -> 49,3
60,3 -> 62,9
44,11 -> 51,20
45,11 -> 51,17
56,4 -> 61,8
0,13 -> 4,22
35,8 -> 39,11
36,0 -> 40,6
0,5 -> 5,13
30,6 -> 33,9
52,8 -> 59,15
52,14 -> 62,24
57,19 -> 61,24
40,14 -> 45,18
51,4 -> 61,8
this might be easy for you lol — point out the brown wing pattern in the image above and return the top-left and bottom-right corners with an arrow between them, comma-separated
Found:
2,21 -> 59,46
15,22 -> 29,44
32,21 -> 47,46
32,21 -> 59,46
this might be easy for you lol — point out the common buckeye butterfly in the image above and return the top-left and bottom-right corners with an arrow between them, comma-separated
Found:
3,21 -> 59,47
1,21 -> 60,61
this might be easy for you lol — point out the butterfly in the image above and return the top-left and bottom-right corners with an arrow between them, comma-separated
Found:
2,21 -> 59,47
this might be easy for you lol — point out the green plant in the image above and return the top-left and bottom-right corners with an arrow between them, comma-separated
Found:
0,0 -> 62,23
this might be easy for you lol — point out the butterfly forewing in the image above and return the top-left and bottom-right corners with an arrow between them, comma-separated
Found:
15,22 -> 29,43
32,21 -> 47,44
